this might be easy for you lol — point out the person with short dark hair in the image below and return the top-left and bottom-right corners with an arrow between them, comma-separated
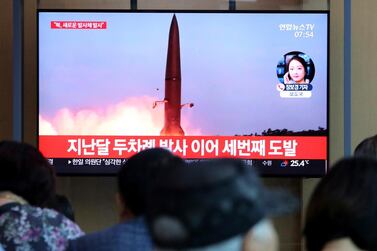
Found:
146,159 -> 297,251
68,148 -> 183,251
0,140 -> 83,251
354,134 -> 377,158
304,157 -> 377,251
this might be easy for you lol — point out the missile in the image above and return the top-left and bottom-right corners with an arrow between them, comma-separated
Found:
160,14 -> 185,136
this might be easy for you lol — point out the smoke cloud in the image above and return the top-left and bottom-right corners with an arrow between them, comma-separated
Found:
39,96 -> 201,136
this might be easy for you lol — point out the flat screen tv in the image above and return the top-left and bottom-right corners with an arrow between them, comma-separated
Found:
38,10 -> 329,176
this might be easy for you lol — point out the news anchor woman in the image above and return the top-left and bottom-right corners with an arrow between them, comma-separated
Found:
284,56 -> 309,84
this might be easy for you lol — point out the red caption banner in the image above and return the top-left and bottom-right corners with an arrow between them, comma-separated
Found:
39,136 -> 327,159
51,21 -> 107,29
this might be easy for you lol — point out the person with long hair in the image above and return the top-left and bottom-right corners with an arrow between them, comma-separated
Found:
284,56 -> 308,84
0,140 -> 83,250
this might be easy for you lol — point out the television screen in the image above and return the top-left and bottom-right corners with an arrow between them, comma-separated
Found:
38,11 -> 328,176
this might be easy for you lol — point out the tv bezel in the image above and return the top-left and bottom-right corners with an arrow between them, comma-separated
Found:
37,9 -> 330,177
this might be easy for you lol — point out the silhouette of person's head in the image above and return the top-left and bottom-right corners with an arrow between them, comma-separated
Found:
304,157 -> 377,251
146,159 -> 297,251
354,134 -> 377,158
0,140 -> 55,207
117,148 -> 184,220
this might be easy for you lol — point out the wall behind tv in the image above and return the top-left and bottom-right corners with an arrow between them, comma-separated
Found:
2,0 -> 367,251
351,1 -> 377,149
0,0 -> 13,140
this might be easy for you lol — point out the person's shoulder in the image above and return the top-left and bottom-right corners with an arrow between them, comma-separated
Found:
0,203 -> 47,223
68,217 -> 152,251
24,205 -> 84,240
0,204 -> 84,251
121,216 -> 150,232
42,207 -> 83,233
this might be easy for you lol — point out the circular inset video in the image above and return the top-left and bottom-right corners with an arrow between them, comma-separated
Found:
276,51 -> 315,84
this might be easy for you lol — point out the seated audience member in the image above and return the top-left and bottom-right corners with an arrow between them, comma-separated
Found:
146,159 -> 297,251
47,194 -> 76,222
354,134 -> 377,157
68,148 -> 184,251
0,140 -> 83,251
304,157 -> 377,251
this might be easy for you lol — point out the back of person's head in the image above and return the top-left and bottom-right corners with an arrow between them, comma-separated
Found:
146,159 -> 297,251
354,134 -> 377,158
0,140 -> 56,207
117,147 -> 183,216
304,157 -> 377,251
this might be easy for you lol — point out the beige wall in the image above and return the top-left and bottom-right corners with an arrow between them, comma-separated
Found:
56,177 -> 118,232
138,0 -> 228,10
0,0 -> 13,140
301,1 -> 344,250
351,0 -> 377,151
329,0 -> 345,163
1,0 -> 356,250
38,0 -> 130,9
301,0 -> 345,217
23,0 -> 38,144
